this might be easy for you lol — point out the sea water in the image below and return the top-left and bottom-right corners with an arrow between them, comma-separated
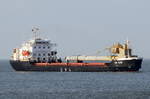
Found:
0,60 -> 150,99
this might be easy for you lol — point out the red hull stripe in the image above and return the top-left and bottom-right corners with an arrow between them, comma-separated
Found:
34,63 -> 108,67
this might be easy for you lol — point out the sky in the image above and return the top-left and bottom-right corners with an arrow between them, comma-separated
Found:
0,0 -> 150,59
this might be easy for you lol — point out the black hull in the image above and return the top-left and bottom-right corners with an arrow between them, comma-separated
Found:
10,59 -> 142,72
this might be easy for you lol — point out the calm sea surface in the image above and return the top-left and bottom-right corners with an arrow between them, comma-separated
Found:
0,60 -> 150,99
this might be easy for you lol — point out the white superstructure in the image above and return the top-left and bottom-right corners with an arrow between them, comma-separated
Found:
12,28 -> 58,62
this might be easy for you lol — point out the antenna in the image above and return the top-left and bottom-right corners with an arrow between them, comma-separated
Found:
126,37 -> 130,49
32,27 -> 39,39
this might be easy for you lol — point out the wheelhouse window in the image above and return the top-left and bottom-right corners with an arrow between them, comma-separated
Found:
48,53 -> 51,56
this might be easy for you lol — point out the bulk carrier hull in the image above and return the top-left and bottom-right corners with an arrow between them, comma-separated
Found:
10,59 -> 142,72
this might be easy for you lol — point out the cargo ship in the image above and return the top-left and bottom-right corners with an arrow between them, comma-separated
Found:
10,28 -> 143,72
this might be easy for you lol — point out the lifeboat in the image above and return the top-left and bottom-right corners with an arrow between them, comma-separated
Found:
22,51 -> 30,56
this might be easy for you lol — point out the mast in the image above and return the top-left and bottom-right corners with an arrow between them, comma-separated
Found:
32,27 -> 39,39
126,38 -> 130,49
125,39 -> 132,57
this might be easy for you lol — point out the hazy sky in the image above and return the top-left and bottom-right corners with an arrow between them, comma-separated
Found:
0,0 -> 150,59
